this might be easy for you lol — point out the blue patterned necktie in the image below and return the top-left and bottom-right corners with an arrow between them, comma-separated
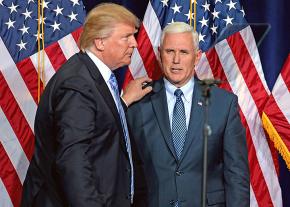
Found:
172,89 -> 187,159
172,89 -> 187,207
108,73 -> 134,201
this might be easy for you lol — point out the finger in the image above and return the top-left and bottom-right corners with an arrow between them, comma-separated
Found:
142,86 -> 153,94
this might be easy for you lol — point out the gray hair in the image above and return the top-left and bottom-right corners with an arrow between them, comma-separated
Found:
160,22 -> 199,52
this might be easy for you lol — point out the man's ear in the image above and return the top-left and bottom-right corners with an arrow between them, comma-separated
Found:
194,50 -> 202,66
157,46 -> 162,68
94,38 -> 105,51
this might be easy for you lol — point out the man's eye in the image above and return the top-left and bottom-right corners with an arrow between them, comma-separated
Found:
165,50 -> 174,53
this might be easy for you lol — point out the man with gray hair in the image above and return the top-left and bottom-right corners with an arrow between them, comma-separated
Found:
127,22 -> 250,207
21,3 -> 152,207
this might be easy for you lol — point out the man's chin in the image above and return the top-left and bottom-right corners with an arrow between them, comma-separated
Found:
116,61 -> 131,69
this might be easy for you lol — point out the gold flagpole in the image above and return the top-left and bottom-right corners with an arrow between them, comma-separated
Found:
190,0 -> 192,26
194,0 -> 196,32
37,0 -> 45,103
37,0 -> 41,103
190,0 -> 197,32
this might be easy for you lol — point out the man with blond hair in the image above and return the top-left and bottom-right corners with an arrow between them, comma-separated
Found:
21,3 -> 152,207
127,22 -> 249,207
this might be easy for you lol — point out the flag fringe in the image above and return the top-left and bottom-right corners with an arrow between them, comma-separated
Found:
262,112 -> 290,170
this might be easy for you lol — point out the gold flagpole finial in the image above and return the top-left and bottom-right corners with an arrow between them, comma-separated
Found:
189,0 -> 197,32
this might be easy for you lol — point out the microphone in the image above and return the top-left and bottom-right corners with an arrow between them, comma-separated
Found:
142,81 -> 153,89
198,79 -> 222,86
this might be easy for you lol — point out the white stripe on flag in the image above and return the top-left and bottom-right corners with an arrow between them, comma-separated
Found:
143,1 -> 162,55
195,53 -> 214,79
129,49 -> 148,78
250,185 -> 259,207
0,179 -> 13,207
239,26 -> 270,95
58,33 -> 80,60
272,74 -> 290,123
30,50 -> 56,83
215,39 -> 283,207
0,37 -> 36,131
0,108 -> 30,184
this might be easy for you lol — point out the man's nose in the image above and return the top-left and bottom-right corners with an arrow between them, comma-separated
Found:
173,52 -> 180,63
130,36 -> 138,48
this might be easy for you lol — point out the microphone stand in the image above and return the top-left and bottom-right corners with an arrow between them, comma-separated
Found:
198,79 -> 221,207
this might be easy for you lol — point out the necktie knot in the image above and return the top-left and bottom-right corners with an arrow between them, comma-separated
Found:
174,89 -> 183,99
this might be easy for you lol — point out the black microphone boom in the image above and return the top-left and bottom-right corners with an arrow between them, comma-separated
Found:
198,79 -> 222,86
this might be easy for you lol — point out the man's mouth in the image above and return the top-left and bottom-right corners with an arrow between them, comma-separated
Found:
171,68 -> 182,72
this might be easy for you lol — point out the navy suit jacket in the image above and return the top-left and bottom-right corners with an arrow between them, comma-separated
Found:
21,52 -> 132,207
127,78 -> 250,207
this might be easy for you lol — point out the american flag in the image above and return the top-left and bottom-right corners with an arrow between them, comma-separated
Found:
262,55 -> 290,171
0,0 -> 85,206
123,0 -> 283,206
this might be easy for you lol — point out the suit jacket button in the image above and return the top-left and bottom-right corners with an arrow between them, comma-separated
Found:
176,171 -> 183,176
126,194 -> 131,200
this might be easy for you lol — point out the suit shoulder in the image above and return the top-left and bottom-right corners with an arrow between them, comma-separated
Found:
207,86 -> 238,110
50,53 -> 93,88
128,90 -> 153,114
42,53 -> 96,104
55,53 -> 87,78
211,86 -> 237,101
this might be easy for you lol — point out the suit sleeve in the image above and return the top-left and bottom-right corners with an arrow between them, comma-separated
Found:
223,95 -> 250,206
53,77 -> 104,207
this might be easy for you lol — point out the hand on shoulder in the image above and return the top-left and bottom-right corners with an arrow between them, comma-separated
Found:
122,76 -> 153,106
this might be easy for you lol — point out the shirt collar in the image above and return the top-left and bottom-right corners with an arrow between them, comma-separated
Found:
86,50 -> 113,82
164,77 -> 195,103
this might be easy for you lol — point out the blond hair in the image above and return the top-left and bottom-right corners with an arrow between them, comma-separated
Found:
160,22 -> 199,52
79,3 -> 140,50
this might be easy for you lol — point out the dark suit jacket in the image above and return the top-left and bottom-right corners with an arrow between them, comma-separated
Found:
21,52 -> 132,207
127,78 -> 250,207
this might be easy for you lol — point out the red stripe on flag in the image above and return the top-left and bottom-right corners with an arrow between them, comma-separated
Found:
137,24 -> 162,80
205,48 -> 275,207
264,97 -> 290,148
227,32 -> 280,174
281,54 -> 290,90
122,68 -> 134,89
226,33 -> 269,114
265,54 -> 290,145
241,113 -> 275,207
0,142 -> 23,207
16,58 -> 43,104
45,42 -> 67,72
227,32 -> 280,173
0,71 -> 35,161
71,27 -> 83,47
205,48 -> 232,91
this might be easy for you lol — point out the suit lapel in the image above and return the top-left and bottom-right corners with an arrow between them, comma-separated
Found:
151,79 -> 178,161
179,78 -> 204,163
78,52 -> 128,155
